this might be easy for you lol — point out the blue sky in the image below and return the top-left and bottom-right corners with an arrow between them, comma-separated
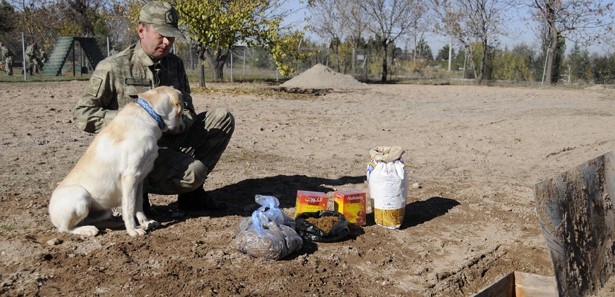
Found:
280,0 -> 537,52
280,0 -> 610,55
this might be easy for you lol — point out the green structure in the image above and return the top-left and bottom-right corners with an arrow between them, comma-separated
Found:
43,37 -> 105,76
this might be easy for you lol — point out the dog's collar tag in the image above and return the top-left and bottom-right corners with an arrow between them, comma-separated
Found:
136,98 -> 166,130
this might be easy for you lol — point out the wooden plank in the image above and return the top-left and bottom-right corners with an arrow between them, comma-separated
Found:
514,271 -> 557,297
534,151 -> 615,297
473,272 -> 514,297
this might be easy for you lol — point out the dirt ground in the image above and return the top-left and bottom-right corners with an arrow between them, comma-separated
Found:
1,79 -> 615,296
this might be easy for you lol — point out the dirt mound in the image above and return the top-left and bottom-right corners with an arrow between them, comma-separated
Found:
281,63 -> 366,89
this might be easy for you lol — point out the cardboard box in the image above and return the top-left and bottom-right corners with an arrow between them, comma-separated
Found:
334,190 -> 366,226
294,190 -> 328,218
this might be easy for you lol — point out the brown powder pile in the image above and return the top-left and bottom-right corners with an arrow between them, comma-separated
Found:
281,63 -> 367,89
306,215 -> 340,233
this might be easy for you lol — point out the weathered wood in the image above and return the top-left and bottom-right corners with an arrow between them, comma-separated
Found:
474,272 -> 514,297
473,271 -> 557,297
514,271 -> 557,297
534,152 -> 615,297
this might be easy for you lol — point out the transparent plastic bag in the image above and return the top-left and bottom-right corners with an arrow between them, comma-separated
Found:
232,195 -> 303,260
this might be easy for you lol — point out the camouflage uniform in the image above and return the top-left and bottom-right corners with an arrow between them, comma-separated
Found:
0,42 -> 14,75
25,43 -> 43,75
73,2 -> 235,198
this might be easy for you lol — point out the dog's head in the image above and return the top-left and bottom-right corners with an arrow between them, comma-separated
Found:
138,86 -> 185,133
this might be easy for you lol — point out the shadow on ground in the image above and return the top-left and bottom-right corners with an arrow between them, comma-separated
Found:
402,196 -> 460,229
148,174 -> 365,222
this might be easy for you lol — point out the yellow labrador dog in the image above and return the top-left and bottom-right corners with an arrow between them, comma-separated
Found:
49,86 -> 185,236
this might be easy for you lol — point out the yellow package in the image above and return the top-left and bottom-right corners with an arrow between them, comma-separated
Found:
334,190 -> 366,226
295,190 -> 328,218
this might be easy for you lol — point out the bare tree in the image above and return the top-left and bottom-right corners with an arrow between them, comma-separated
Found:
308,0 -> 368,73
8,0 -> 63,48
308,0 -> 348,71
342,1 -> 368,74
430,0 -> 512,84
530,1 -> 614,84
359,0 -> 426,82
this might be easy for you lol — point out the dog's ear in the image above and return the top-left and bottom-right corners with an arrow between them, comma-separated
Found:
138,88 -> 159,105
170,89 -> 184,115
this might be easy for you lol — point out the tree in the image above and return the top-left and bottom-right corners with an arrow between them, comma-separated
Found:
359,0 -> 426,82
176,0 -> 305,86
0,0 -> 18,37
103,0 -> 142,51
431,0 -> 513,84
591,52 -> 615,84
567,42 -> 591,83
308,0 -> 347,72
414,37 -> 432,60
6,0 -> 113,53
491,46 -> 534,81
530,0 -> 614,84
436,44 -> 454,61
308,0 -> 369,74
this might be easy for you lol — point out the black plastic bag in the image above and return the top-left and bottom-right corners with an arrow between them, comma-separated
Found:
295,210 -> 349,243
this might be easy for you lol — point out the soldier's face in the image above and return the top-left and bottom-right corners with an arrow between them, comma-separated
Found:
138,23 -> 175,59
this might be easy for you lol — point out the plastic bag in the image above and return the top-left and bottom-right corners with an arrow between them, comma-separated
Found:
295,210 -> 349,242
232,195 -> 303,260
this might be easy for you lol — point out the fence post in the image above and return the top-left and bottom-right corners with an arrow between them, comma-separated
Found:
21,33 -> 27,81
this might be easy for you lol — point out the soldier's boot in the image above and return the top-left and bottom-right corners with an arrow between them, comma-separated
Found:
177,187 -> 228,212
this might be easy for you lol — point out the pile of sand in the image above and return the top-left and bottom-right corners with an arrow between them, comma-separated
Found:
281,63 -> 366,89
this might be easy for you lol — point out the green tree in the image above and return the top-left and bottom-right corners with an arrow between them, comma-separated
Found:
414,38 -> 432,60
431,0 -> 513,84
359,0 -> 426,82
567,42 -> 591,83
0,0 -> 18,37
530,1 -> 614,84
591,53 -> 615,84
492,47 -> 533,81
435,44 -> 454,61
176,0 -> 305,86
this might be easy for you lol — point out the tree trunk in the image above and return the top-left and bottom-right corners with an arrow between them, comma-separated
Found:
543,2 -> 559,85
477,37 -> 488,85
381,41 -> 388,82
198,59 -> 206,88
203,48 -> 229,82
195,44 -> 206,88
214,62 -> 224,80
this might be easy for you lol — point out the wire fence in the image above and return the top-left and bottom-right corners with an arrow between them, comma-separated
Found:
4,36 -> 604,86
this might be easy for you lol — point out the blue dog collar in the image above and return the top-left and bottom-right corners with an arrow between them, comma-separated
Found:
136,98 -> 166,130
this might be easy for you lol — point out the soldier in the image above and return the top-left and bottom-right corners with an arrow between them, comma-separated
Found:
39,50 -> 48,70
0,42 -> 14,76
73,1 -> 235,214
25,42 -> 43,75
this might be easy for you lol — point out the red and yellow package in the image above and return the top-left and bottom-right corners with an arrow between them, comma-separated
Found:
295,190 -> 328,218
334,190 -> 366,226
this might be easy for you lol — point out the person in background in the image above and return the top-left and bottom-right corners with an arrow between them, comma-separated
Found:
73,1 -> 235,214
25,42 -> 44,75
0,42 -> 14,75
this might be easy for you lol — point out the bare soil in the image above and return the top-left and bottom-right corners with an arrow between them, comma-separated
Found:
1,79 -> 615,296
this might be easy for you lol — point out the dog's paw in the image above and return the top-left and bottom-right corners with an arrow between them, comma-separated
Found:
71,225 -> 100,236
141,220 -> 160,231
126,228 -> 147,237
